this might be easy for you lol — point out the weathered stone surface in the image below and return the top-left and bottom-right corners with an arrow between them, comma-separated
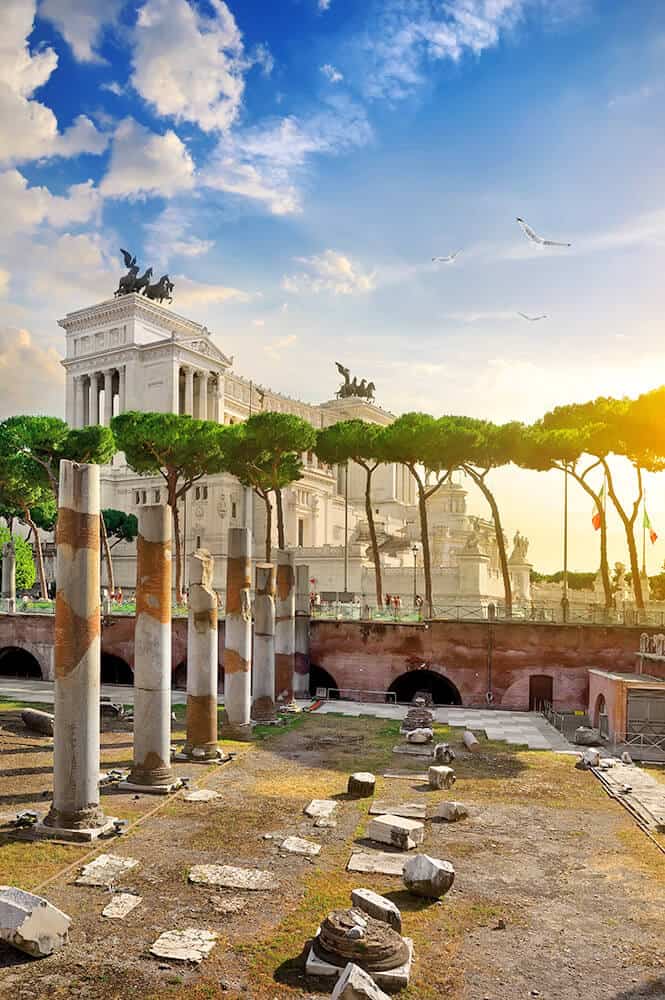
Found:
400,705 -> 434,733
428,765 -> 456,790
392,744 -> 434,758
0,886 -> 70,957
347,852 -> 406,876
150,928 -> 218,963
21,709 -> 54,737
575,726 -> 600,747
351,889 -> 402,932
304,799 -> 338,820
331,962 -> 391,1000
433,801 -> 468,823
367,814 -> 424,851
183,789 -> 221,802
348,773 -> 376,798
209,895 -> 247,915
188,865 -> 278,890
280,835 -> 321,856
102,893 -> 142,919
75,854 -> 139,887
403,854 -> 455,898
369,801 -> 426,820
433,743 -> 455,764
463,730 -> 480,752
405,728 -> 433,744
315,817 -> 338,829
314,909 -> 409,971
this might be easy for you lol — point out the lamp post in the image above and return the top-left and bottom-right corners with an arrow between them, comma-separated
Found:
412,544 -> 418,609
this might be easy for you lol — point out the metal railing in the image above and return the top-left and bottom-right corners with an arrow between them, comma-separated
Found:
542,702 -> 590,739
321,687 -> 397,705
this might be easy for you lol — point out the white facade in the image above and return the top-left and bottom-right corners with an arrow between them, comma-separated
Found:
59,294 -> 531,605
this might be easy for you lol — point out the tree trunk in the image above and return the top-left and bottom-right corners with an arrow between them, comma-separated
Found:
100,513 -> 115,594
364,465 -> 383,607
24,510 -> 48,600
258,490 -> 272,562
569,472 -> 612,609
604,461 -> 644,609
170,485 -> 183,605
465,468 -> 512,616
275,488 -> 285,550
414,472 -> 433,617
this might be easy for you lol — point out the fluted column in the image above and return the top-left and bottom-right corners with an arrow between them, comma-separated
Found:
199,371 -> 209,419
275,550 -> 296,702
91,374 -> 101,425
221,527 -> 252,739
103,370 -> 114,426
119,366 -> 126,414
215,384 -> 223,423
181,548 -> 220,760
185,367 -> 194,416
74,376 -> 85,428
252,563 -> 276,721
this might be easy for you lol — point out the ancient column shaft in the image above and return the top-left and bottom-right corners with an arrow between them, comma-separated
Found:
275,551 -> 295,702
1,541 -> 16,609
44,461 -> 107,831
294,563 -> 310,698
222,527 -> 252,738
128,505 -> 176,788
252,563 -> 276,722
184,548 -> 219,758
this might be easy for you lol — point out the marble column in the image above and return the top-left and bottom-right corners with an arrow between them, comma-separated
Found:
199,371 -> 209,419
185,367 -> 194,416
119,366 -> 126,414
83,376 -> 91,426
91,374 -> 101,425
221,527 -> 252,739
252,563 -> 276,722
1,540 -> 16,612
124,505 -> 179,792
103,370 -> 114,426
181,548 -> 220,760
294,563 -> 310,698
275,550 -> 296,702
41,461 -> 115,839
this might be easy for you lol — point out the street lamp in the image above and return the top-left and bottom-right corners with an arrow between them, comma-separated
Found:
412,544 -> 418,608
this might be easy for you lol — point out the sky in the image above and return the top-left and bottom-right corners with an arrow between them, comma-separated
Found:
1,0 -> 665,574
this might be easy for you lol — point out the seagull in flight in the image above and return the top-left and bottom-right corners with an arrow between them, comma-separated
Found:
518,312 -> 548,321
516,217 -> 571,247
432,251 -> 461,263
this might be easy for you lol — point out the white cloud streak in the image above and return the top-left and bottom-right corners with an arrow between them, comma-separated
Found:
100,118 -> 195,199
39,0 -> 123,63
282,250 -> 376,295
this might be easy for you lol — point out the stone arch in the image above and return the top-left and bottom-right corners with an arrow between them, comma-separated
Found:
0,645 -> 44,679
173,660 -> 187,690
309,664 -> 339,699
387,669 -> 462,706
593,693 -> 607,729
100,652 -> 133,685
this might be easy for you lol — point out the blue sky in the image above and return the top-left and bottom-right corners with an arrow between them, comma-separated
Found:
1,0 -> 664,571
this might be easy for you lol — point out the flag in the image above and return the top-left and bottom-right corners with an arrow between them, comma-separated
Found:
644,508 -> 658,544
592,482 -> 605,531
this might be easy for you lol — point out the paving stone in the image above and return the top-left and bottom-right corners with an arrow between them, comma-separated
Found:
75,854 -> 139,888
183,789 -> 221,802
369,801 -> 426,819
0,886 -> 70,957
102,893 -> 142,919
347,852 -> 406,876
315,817 -> 338,829
366,814 -> 424,851
150,928 -> 218,963
209,895 -> 247,915
280,835 -> 321,856
350,889 -> 402,932
188,865 -> 278,890
304,799 -> 338,820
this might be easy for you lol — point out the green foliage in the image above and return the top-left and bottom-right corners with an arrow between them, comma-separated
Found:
112,412 -> 227,488
315,419 -> 387,468
102,509 -> 139,547
0,526 -> 36,591
530,570 -> 597,591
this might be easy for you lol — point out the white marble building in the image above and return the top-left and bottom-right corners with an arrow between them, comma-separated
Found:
58,293 -> 531,605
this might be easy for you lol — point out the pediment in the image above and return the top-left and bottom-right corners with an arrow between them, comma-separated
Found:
179,337 -> 233,367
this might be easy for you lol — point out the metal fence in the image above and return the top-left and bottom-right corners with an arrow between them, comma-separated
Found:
319,687 -> 397,705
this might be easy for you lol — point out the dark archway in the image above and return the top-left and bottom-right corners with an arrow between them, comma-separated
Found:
309,664 -> 339,699
529,674 -> 553,712
173,661 -> 187,690
388,669 -> 462,706
100,653 -> 133,685
0,646 -> 42,678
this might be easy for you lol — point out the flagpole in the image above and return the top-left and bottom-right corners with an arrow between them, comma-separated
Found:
642,488 -> 647,577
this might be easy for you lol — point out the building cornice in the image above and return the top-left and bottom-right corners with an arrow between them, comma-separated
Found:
58,294 -> 210,339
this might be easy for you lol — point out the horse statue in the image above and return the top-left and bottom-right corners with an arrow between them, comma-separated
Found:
143,274 -> 174,304
115,248 -> 139,296
133,268 -> 153,295
334,362 -> 376,400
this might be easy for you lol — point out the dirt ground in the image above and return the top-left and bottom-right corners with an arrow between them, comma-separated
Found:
1,704 -> 665,1000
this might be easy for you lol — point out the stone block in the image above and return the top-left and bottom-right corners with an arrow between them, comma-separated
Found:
369,801 -> 426,820
403,854 -> 455,899
183,789 -> 221,802
280,835 -> 321,856
366,814 -> 424,851
102,893 -> 142,919
188,864 -> 278,890
433,801 -> 468,823
306,935 -> 413,991
350,889 -> 402,932
428,765 -> 456,790
75,854 -> 139,887
348,773 -> 376,798
331,962 -> 391,1000
433,743 -> 455,764
405,728 -> 433,744
347,852 -> 406,876
575,726 -> 600,747
150,928 -> 217,963
462,730 -> 480,752
0,886 -> 70,957
305,799 -> 338,820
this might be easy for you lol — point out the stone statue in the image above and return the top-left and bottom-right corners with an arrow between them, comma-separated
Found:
510,530 -> 529,562
335,362 -> 376,400
114,249 -> 174,302
613,562 -> 627,601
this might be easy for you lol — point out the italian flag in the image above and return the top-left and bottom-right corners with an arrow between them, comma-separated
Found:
592,483 -> 605,531
644,508 -> 658,544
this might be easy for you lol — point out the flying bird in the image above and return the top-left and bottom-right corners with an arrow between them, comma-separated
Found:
518,312 -> 548,321
432,251 -> 461,263
516,218 -> 571,247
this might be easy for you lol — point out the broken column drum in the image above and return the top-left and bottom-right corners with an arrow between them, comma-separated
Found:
1,540 -> 16,610
183,548 -> 219,759
252,563 -> 276,722
222,527 -> 252,738
313,909 -> 409,973
43,461 -> 110,832
127,505 -> 177,789
275,551 -> 296,701
294,563 -> 310,697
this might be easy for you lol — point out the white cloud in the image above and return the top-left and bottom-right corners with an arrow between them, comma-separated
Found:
321,63 -> 343,83
319,0 -> 332,9
173,276 -> 251,307
0,2 -> 107,164
0,169 -> 101,234
39,0 -> 123,63
252,42 -> 274,77
282,250 -> 376,295
201,155 -> 299,215
144,204 -> 214,264
131,0 -> 246,132
608,83 -> 659,109
264,333 -> 297,360
0,270 -> 9,297
100,118 -> 195,199
101,80 -> 124,96
0,326 -> 65,418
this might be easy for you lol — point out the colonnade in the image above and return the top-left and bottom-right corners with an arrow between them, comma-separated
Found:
178,366 -> 223,421
73,368 -> 126,428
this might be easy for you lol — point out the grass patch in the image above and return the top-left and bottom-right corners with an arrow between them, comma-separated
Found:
0,838 -> 86,891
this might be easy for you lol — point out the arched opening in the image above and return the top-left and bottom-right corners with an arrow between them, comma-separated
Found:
309,664 -> 339,699
388,669 -> 461,706
173,661 -> 187,690
528,674 -> 553,712
595,694 -> 609,738
100,653 -> 133,685
0,646 -> 42,678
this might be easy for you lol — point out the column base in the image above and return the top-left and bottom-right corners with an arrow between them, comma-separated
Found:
31,816 -> 119,844
118,778 -> 183,795
251,696 -> 277,723
174,746 -> 227,764
219,720 -> 253,741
